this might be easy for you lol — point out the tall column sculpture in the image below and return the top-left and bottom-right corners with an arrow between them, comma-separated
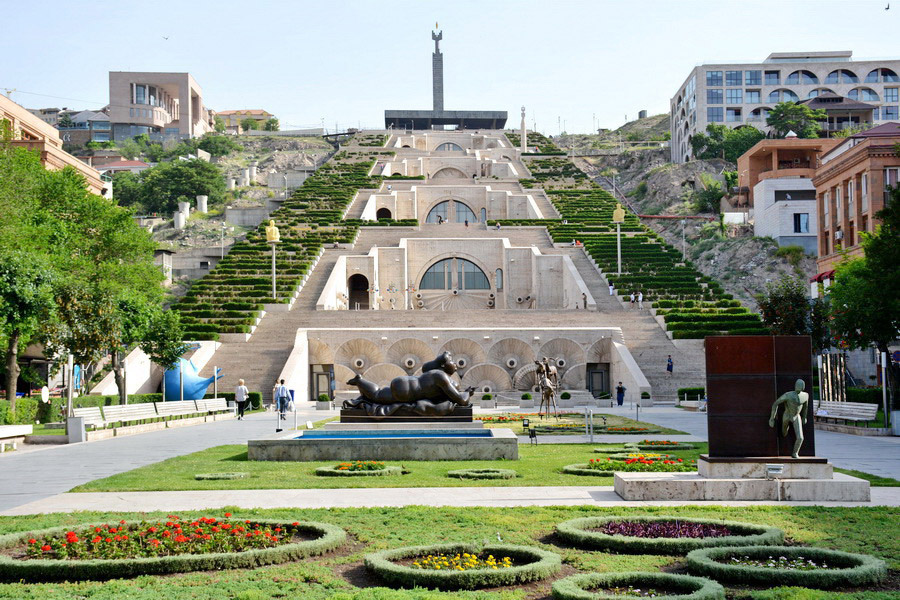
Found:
432,26 -> 443,112
520,106 -> 527,152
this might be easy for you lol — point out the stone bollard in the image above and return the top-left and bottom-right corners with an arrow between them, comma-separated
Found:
174,211 -> 186,230
227,177 -> 236,190
178,200 -> 190,215
249,161 -> 258,181
196,195 -> 208,213
241,168 -> 251,187
67,416 -> 86,443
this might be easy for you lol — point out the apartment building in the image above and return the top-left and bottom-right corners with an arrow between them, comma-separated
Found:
108,72 -> 215,141
671,51 -> 900,163
812,122 -> 900,275
217,109 -> 274,131
1,95 -> 106,196
58,109 -> 111,145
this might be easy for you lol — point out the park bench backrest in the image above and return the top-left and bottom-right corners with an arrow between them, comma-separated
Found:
195,398 -> 229,413
155,400 -> 200,416
816,401 -> 878,419
72,406 -> 104,425
101,404 -> 158,423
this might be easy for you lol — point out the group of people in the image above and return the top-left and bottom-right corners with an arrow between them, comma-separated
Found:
232,378 -> 293,421
606,285 -> 645,311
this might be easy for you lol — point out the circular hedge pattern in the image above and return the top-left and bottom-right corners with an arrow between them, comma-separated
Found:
592,447 -> 634,454
556,516 -> 783,555
634,443 -> 696,451
686,545 -> 887,589
365,542 -> 561,590
561,464 -> 615,477
0,519 -> 346,582
315,465 -> 405,477
194,472 -> 249,480
446,468 -> 517,480
552,571 -> 725,600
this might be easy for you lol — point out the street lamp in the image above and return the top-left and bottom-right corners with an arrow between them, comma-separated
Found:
612,203 -> 625,275
265,220 -> 280,301
680,219 -> 687,258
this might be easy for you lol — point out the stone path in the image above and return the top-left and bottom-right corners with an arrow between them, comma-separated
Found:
3,486 -> 898,516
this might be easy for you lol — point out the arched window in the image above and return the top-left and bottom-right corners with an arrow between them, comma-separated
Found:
825,69 -> 859,84
749,107 -> 771,122
807,88 -> 835,99
495,268 -> 503,290
481,208 -> 487,222
786,70 -> 819,84
420,258 -> 490,290
768,89 -> 799,103
426,201 -> 449,223
426,200 -> 477,223
435,142 -> 463,151
865,68 -> 899,83
456,202 -> 476,223
848,88 -> 880,102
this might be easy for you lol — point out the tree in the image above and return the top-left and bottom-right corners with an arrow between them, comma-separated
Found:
214,115 -> 226,133
690,124 -> 764,162
240,117 -> 259,131
693,173 -> 724,213
722,126 -> 765,162
766,102 -> 827,138
263,117 -> 279,132
57,113 -> 74,128
110,170 -> 143,208
758,275 -> 829,351
117,138 -> 142,160
198,134 -> 240,157
136,159 -> 226,213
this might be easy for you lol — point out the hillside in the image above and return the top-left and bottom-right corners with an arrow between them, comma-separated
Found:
553,113 -> 669,153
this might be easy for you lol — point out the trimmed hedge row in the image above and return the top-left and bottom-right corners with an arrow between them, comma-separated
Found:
551,572 -> 725,600
555,516 -> 784,555
364,542 -> 561,590
314,465 -> 405,477
685,545 -> 887,589
0,519 -> 346,582
561,464 -> 615,477
446,468 -> 517,480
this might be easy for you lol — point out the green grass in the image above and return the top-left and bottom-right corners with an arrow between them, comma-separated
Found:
834,468 -> 900,487
70,443 -> 706,493
0,505 -> 895,599
29,425 -> 66,436
479,412 -> 686,436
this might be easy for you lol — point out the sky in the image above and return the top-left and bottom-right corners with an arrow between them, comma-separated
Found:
3,0 -> 899,134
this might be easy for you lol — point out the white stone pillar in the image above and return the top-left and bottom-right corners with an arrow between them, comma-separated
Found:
196,195 -> 208,213
241,168 -> 251,187
174,211 -> 186,230
249,161 -> 258,181
227,177 -> 236,191
178,200 -> 190,215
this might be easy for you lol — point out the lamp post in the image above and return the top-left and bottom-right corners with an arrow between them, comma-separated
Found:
265,220 -> 280,301
680,219 -> 687,258
220,222 -> 226,259
612,203 -> 625,275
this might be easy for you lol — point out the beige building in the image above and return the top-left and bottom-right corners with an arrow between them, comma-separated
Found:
217,109 -> 274,131
1,95 -> 106,196
108,71 -> 215,141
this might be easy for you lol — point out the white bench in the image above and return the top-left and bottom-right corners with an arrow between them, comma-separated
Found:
195,398 -> 233,415
101,403 -> 160,426
815,400 -> 879,427
72,406 -> 106,429
155,400 -> 201,418
0,424 -> 32,452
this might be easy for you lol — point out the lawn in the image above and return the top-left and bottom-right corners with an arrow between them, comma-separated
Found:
0,505 -> 896,599
70,443 -> 706,492
479,412 -> 686,436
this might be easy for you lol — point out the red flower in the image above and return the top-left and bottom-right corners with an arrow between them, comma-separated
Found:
119,520 -> 126,525
92,536 -> 101,543
148,526 -> 158,533
149,539 -> 160,547
224,512 -> 232,517
292,522 -> 299,526
41,545 -> 51,552
28,539 -> 36,544
174,535 -> 189,543
105,538 -> 112,543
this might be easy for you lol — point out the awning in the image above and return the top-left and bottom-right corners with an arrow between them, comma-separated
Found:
809,270 -> 836,283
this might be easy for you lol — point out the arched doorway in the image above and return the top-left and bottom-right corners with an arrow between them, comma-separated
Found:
431,167 -> 467,179
348,274 -> 369,310
435,142 -> 463,151
376,207 -> 392,220
480,208 -> 487,223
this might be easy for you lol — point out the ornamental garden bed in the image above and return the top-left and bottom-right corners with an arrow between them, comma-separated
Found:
364,542 -> 561,590
446,468 -> 517,480
315,461 -> 405,477
551,572 -> 725,600
563,457 -> 697,476
633,440 -> 696,451
685,545 -> 887,589
0,515 -> 346,582
556,516 -> 783,555
596,426 -> 662,434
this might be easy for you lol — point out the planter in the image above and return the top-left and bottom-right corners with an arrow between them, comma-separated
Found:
446,468 -> 517,480
686,545 -> 887,589
556,516 -> 783,555
316,401 -> 332,411
365,542 -> 561,590
0,519 -> 345,582
552,572 -> 725,600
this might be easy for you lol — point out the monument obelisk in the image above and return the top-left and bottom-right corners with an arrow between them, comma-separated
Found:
432,25 -> 443,112
520,106 -> 527,152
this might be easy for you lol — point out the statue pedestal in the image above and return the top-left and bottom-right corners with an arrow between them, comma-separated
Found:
339,405 -> 473,423
698,455 -> 832,479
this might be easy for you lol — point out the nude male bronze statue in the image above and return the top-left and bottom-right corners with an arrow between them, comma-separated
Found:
769,378 -> 809,458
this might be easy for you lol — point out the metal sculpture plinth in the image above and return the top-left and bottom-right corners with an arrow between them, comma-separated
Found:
340,405 -> 473,423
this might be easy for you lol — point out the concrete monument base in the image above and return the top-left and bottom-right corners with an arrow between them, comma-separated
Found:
698,455 -> 833,479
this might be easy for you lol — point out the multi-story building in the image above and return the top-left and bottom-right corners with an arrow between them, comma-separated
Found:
108,72 -> 215,141
671,51 -> 900,163
1,95 -> 106,196
58,109 -> 111,146
217,109 -> 274,131
812,121 -> 900,276
26,107 -> 63,126
737,136 -> 840,254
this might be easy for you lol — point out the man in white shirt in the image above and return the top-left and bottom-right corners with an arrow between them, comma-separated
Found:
275,379 -> 289,420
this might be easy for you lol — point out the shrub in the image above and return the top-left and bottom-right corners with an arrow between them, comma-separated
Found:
556,516 -> 783,555
551,571 -> 725,600
678,387 -> 705,400
364,542 -> 561,590
315,465 -> 404,477
685,545 -> 887,589
317,394 -> 330,402
0,519 -> 345,582
560,392 -> 571,400
521,393 -> 532,400
481,394 -> 492,400
561,464 -> 615,477
846,387 -> 883,405
446,468 -> 517,480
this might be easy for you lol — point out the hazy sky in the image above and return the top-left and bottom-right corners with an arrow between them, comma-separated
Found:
3,0 -> 898,134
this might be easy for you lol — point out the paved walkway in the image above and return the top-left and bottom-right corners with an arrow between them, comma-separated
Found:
3,486 -> 898,516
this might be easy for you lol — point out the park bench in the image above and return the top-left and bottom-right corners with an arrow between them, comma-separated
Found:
195,398 -> 233,415
72,406 -> 106,429
814,400 -> 879,427
0,424 -> 32,452
155,400 -> 202,418
101,403 -> 160,426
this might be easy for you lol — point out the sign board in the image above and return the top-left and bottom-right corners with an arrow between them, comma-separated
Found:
40,386 -> 50,403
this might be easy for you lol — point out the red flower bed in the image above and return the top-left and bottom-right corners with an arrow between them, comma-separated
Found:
23,514 -> 307,560
607,427 -> 648,432
598,520 -> 732,539
587,456 -> 696,473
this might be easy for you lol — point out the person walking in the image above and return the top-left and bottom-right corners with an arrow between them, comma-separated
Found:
275,379 -> 289,420
615,381 -> 627,407
666,355 -> 674,377
608,283 -> 615,296
637,291 -> 644,310
629,291 -> 635,308
496,222 -> 501,231
235,379 -> 250,420
464,218 -> 469,228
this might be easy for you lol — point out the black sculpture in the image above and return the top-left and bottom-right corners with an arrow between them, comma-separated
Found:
343,351 -> 475,417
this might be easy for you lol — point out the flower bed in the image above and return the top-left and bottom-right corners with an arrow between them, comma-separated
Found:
634,440 -> 696,451
194,472 -> 248,480
556,516 -> 783,555
551,572 -> 725,600
446,468 -> 517,480
561,463 -> 616,477
597,426 -> 661,434
315,462 -> 405,477
0,516 -> 346,582
685,545 -> 887,589
567,457 -> 697,474
412,551 -> 513,570
365,542 -> 561,590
